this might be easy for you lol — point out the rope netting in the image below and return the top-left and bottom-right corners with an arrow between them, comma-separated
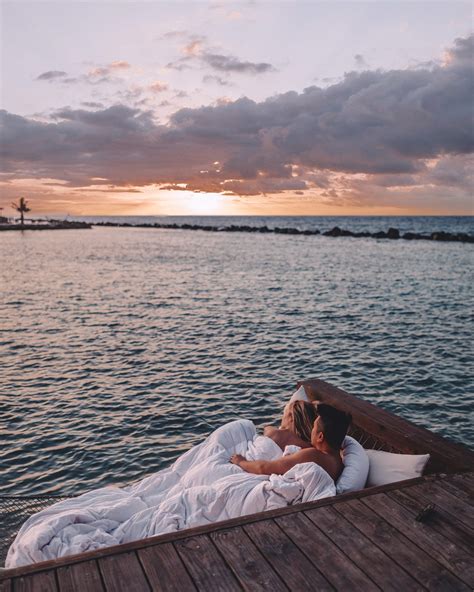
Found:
0,495 -> 72,566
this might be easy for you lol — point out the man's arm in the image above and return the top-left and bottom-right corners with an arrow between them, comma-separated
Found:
230,448 -> 318,475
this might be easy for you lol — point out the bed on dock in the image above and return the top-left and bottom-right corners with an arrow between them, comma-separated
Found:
1,378 -> 473,591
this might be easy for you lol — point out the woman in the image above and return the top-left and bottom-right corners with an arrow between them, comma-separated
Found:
263,400 -> 318,451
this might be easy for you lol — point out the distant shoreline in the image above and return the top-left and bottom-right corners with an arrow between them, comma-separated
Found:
0,221 -> 91,232
92,221 -> 474,243
2,220 -> 472,242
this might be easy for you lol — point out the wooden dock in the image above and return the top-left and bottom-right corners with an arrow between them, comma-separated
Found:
1,379 -> 473,591
1,472 -> 472,591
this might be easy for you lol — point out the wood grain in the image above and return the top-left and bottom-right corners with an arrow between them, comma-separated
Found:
99,551 -> 150,592
138,543 -> 196,592
56,561 -> 104,592
175,534 -> 241,592
276,511 -> 377,590
244,519 -> 333,592
211,526 -> 287,591
304,504 -> 419,591
335,498 -> 469,591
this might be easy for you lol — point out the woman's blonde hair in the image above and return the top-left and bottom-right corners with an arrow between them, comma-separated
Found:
288,400 -> 318,442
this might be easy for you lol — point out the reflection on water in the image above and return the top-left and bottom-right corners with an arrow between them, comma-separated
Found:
1,221 -> 473,495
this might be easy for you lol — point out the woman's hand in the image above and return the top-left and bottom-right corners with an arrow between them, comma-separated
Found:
230,454 -> 246,466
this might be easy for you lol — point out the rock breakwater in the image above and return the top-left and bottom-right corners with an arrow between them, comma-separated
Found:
93,221 -> 474,243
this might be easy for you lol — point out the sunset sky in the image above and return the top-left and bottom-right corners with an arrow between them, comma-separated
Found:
1,1 -> 473,216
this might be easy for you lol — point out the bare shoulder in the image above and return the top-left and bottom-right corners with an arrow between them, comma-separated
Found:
293,447 -> 320,460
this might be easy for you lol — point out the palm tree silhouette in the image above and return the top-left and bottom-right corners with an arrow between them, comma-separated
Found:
11,197 -> 31,226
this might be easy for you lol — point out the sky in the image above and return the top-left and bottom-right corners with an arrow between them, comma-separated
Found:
0,1 -> 473,216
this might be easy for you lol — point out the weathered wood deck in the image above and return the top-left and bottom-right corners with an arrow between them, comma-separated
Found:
1,379 -> 473,591
1,471 -> 472,591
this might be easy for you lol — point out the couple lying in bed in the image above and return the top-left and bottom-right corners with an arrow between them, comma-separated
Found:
231,401 -> 351,482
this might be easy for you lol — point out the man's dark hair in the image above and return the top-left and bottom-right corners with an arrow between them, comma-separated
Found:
316,404 -> 352,449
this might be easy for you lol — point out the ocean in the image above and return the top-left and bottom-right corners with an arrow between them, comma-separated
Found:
1,216 -> 473,495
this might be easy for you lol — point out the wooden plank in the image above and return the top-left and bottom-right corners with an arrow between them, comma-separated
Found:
437,474 -> 473,503
405,481 -> 474,531
335,499 -> 469,591
56,561 -> 104,592
275,511 -> 377,590
174,534 -> 241,592
138,543 -> 196,592
388,487 -> 474,553
0,580 -> 11,592
12,571 -> 57,592
446,472 -> 474,499
243,519 -> 332,592
210,526 -> 287,592
304,505 -> 420,591
99,552 -> 149,592
402,484 -> 474,534
362,493 -> 474,588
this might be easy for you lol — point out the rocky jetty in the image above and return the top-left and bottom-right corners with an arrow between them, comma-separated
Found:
93,221 -> 474,243
0,220 -> 92,231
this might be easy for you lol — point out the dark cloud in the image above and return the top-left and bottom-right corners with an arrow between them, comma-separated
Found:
2,35 -> 473,199
36,70 -> 68,81
81,101 -> 105,109
37,62 -> 131,86
201,53 -> 275,74
354,54 -> 368,68
166,35 -> 276,75
203,75 -> 233,86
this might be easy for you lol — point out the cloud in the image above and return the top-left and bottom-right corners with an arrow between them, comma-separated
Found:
2,35 -> 473,203
36,61 -> 132,86
81,101 -> 105,109
203,75 -> 233,86
201,53 -> 275,74
166,35 -> 276,75
354,54 -> 368,68
149,81 -> 169,93
109,61 -> 131,70
36,70 -> 68,81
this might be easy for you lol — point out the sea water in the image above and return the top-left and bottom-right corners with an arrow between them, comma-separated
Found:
1,216 -> 473,495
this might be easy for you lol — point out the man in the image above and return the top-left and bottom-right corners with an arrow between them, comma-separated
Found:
230,404 -> 351,482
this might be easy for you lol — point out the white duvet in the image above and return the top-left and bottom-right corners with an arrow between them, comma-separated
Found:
6,419 -> 335,567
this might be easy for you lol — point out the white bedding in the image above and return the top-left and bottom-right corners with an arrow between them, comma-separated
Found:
6,419 -> 336,568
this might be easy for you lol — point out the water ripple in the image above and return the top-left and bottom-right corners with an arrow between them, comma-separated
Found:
0,224 -> 473,495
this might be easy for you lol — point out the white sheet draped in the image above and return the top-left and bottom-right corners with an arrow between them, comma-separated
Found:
6,419 -> 335,567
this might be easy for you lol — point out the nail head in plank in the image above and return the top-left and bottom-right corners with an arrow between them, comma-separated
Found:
12,571 -> 57,592
56,560 -> 104,592
304,505 -> 419,592
174,534 -> 241,592
275,511 -> 377,591
138,543 -> 196,592
210,526 -> 287,592
99,551 -> 150,592
335,499 -> 468,591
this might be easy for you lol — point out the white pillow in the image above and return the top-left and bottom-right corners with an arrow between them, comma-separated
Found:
365,449 -> 430,487
336,436 -> 370,494
288,385 -> 309,403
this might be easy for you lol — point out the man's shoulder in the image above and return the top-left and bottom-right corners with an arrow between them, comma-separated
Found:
295,447 -> 320,458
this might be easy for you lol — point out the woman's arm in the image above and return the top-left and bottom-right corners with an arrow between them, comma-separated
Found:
230,449 -> 317,475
